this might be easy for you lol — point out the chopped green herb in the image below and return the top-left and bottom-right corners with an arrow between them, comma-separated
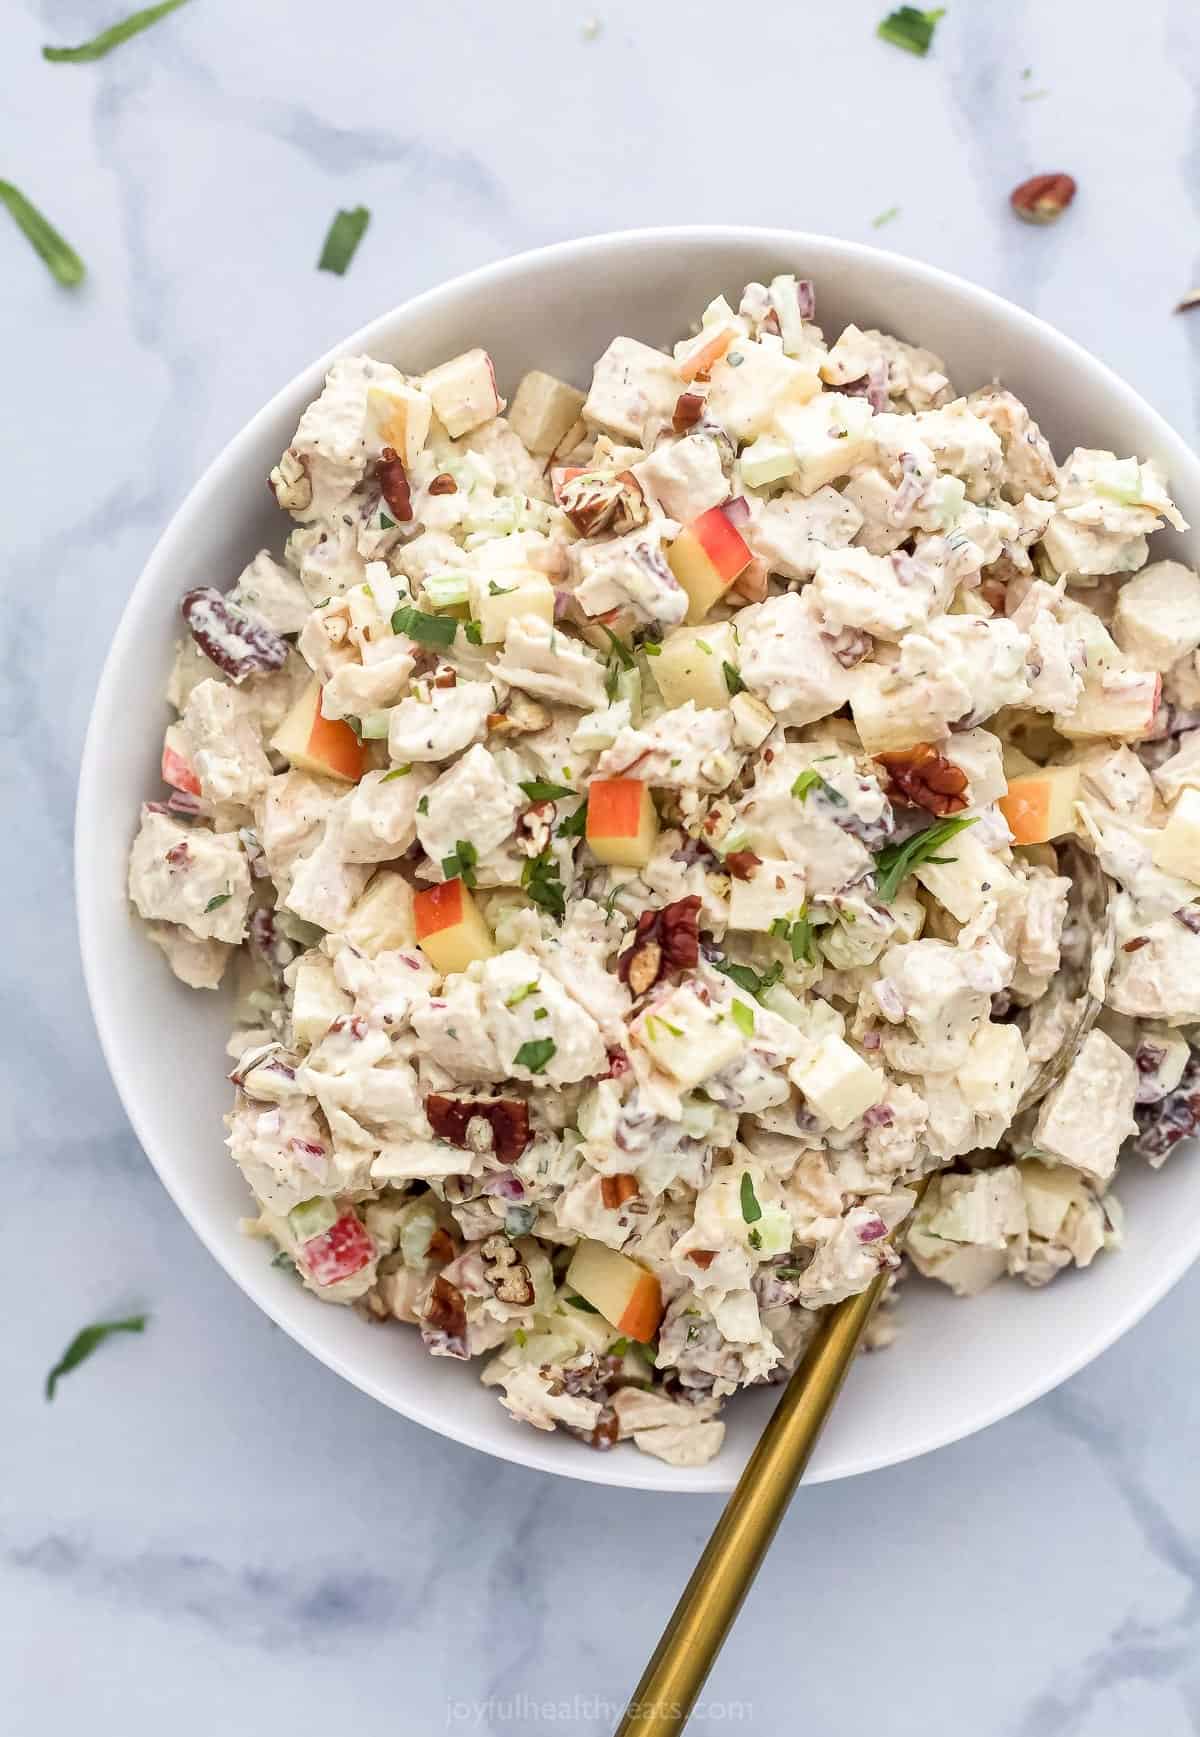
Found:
318,205 -> 370,275
637,1340 -> 658,1367
45,1315 -> 147,1400
876,5 -> 945,55
379,511 -> 397,530
661,1019 -> 684,1039
506,981 -> 540,1008
204,892 -> 231,913
609,1337 -> 630,1357
565,1293 -> 600,1313
556,800 -> 589,839
271,1250 -> 298,1275
519,779 -> 576,802
775,1266 -> 806,1281
521,850 -> 566,920
604,661 -> 621,703
533,1007 -> 549,1021
381,764 -> 412,782
487,580 -> 517,596
643,641 -> 662,657
722,661 -> 745,696
513,1327 -> 528,1347
871,206 -> 901,229
695,639 -> 713,655
441,840 -> 478,889
748,1228 -> 762,1251
740,1172 -> 762,1225
603,881 -> 631,917
344,715 -> 364,740
713,957 -> 783,1001
601,625 -> 635,669
391,605 -> 457,646
0,183 -> 85,286
43,0 -> 189,61
872,815 -> 976,903
791,768 -> 845,805
463,619 -> 483,646
773,910 -> 816,965
731,999 -> 756,1038
417,796 -> 429,816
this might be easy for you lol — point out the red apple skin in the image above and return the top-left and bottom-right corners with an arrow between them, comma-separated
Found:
690,505 -> 752,583
308,703 -> 365,782
413,878 -> 466,940
161,740 -> 201,796
587,779 -> 645,840
616,1271 -> 664,1343
300,1211 -> 374,1287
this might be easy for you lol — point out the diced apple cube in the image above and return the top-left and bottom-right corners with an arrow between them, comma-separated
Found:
420,348 -> 503,438
340,870 -> 416,956
161,723 -> 201,796
705,339 -> 821,442
565,1240 -> 663,1342
788,1035 -> 886,1130
467,567 -> 555,645
727,859 -> 808,932
1152,786 -> 1200,885
508,370 -> 586,457
583,336 -> 681,443
412,877 -> 496,974
1113,561 -> 1200,674
913,830 -> 1019,923
651,622 -> 737,710
773,393 -> 875,495
298,1209 -> 375,1288
586,779 -> 659,867
729,692 -> 776,749
1056,671 -> 1161,741
674,320 -> 738,383
739,436 -> 797,489
999,765 -> 1082,845
667,506 -> 754,624
271,678 -> 364,783
365,379 -> 432,467
291,953 -> 352,1047
631,984 -> 747,1087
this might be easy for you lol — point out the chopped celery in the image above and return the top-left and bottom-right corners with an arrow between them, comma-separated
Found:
288,1196 -> 338,1243
359,710 -> 392,739
422,571 -> 472,609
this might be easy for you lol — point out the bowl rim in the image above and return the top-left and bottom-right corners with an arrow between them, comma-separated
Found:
76,224 -> 1200,1492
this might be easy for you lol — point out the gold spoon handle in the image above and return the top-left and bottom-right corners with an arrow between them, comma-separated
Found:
614,1265 -> 893,1734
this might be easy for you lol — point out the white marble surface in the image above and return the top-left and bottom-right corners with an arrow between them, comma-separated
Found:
5,0 -> 1200,1730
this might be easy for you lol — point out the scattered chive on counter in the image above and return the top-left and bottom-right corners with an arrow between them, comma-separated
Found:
0,183 -> 85,286
45,1315 -> 148,1400
876,5 -> 945,55
42,0 -> 190,62
318,205 -> 371,275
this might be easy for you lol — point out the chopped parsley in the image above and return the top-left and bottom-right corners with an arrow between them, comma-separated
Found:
463,620 -> 483,646
519,779 -> 576,802
440,840 -> 478,888
772,911 -> 816,965
748,1228 -> 763,1251
565,1293 -> 600,1313
791,768 -> 845,805
514,1037 -> 557,1074
43,0 -> 189,61
381,764 -> 412,782
487,580 -> 517,596
521,850 -> 566,920
556,799 -> 589,839
533,1007 -> 549,1021
740,1172 -> 762,1225
722,661 -> 745,696
0,183 -> 85,286
600,625 -> 635,668
876,5 -> 944,56
872,815 -> 976,903
417,796 -> 430,816
379,511 -> 397,530
45,1315 -> 148,1400
204,892 -> 231,913
391,604 -> 458,647
713,957 -> 783,1001
731,999 -> 756,1037
318,205 -> 371,275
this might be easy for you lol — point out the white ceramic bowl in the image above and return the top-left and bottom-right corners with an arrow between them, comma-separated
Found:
77,227 -> 1200,1492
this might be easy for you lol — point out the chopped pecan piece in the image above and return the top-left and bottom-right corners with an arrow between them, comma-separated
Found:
425,1094 -> 532,1165
725,850 -> 762,881
554,468 -> 647,536
624,937 -> 663,996
687,1249 -> 718,1270
480,1234 -> 536,1307
600,1173 -> 640,1210
616,895 -> 702,993
876,742 -> 969,815
268,448 -> 312,513
427,472 -> 457,495
672,390 -> 706,433
376,446 -> 414,522
589,1407 -> 620,1451
426,1226 -> 457,1266
420,1274 -> 469,1358
181,587 -> 289,683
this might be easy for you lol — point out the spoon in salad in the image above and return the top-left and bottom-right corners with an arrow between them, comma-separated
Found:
613,1183 -> 927,1736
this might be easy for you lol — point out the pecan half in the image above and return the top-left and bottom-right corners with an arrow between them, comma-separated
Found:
725,850 -> 762,881
376,446 -> 414,521
589,1407 -> 620,1451
181,587 -> 289,683
1010,172 -> 1076,225
672,390 -> 706,433
480,1234 -> 535,1307
554,468 -> 647,536
425,1094 -> 531,1165
616,895 -> 701,993
268,448 -> 312,513
876,743 -> 969,815
600,1173 -> 640,1210
426,1226 -> 457,1266
420,1275 -> 469,1358
427,472 -> 457,495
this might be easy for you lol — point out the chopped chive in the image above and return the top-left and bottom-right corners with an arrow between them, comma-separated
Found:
876,5 -> 945,55
565,1293 -> 600,1313
731,999 -> 756,1037
0,183 -> 85,286
43,0 -> 189,62
872,815 -> 976,903
519,780 -> 576,802
45,1315 -> 147,1399
722,661 -> 745,696
204,892 -> 231,913
318,205 -> 370,276
871,206 -> 901,229
740,1172 -> 762,1225
381,765 -> 412,782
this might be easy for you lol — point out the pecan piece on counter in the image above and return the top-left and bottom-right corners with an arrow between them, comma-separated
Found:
376,446 -> 414,521
425,1093 -> 532,1165
180,587 -> 289,683
480,1234 -> 536,1307
1010,172 -> 1077,225
876,742 -> 969,815
600,1173 -> 640,1210
420,1274 -> 470,1358
616,895 -> 701,994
